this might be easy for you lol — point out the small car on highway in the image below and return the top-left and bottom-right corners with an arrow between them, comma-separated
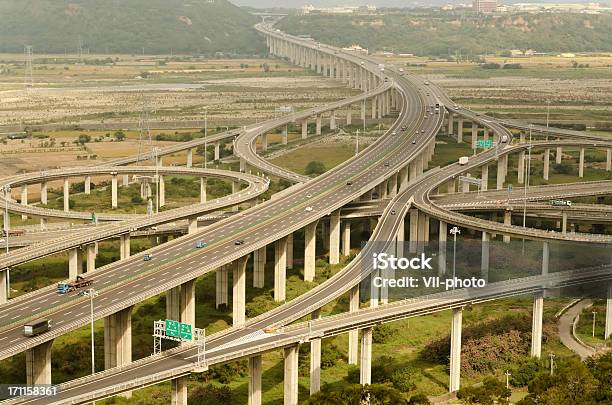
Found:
143,253 -> 153,261
196,240 -> 207,248
305,206 -> 313,212
235,239 -> 245,245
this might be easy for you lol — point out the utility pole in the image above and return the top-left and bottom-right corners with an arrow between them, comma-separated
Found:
504,370 -> 511,389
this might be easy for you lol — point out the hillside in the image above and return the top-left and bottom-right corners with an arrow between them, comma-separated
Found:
276,11 -> 612,56
0,0 -> 265,55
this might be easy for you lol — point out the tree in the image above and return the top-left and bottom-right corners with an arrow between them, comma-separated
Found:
305,160 -> 326,176
77,134 -> 91,145
113,130 -> 126,141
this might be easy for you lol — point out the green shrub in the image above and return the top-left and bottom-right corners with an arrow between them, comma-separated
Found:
390,366 -> 420,392
372,324 -> 394,344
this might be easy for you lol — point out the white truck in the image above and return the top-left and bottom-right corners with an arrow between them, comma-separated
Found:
458,156 -> 469,165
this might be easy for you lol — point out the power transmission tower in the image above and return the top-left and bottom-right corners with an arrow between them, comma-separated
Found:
137,91 -> 153,163
24,46 -> 34,90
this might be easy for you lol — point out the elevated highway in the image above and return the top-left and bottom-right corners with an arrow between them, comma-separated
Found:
1,19 -> 611,405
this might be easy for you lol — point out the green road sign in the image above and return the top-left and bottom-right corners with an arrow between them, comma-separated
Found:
477,139 -> 493,148
179,323 -> 192,340
165,319 -> 179,338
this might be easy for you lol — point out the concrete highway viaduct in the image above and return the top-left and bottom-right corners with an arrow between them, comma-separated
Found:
0,21 -> 611,405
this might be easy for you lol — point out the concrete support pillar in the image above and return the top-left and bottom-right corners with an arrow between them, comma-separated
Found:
556,146 -> 563,164
330,110 -> 336,130
371,96 -> 377,119
63,179 -> 70,212
457,118 -> 463,143
316,115 -> 322,135
171,377 -> 187,405
26,340 -> 53,385
607,149 -> 611,171
561,211 -> 568,234
84,176 -> 91,194
447,112 -> 454,135
605,281 -> 612,339
215,266 -> 229,308
104,306 -> 133,369
310,310 -> 322,395
388,174 -> 398,198
471,122 -> 478,149
214,142 -> 220,162
531,291 -> 544,358
274,236 -> 288,302
481,232 -> 489,279
361,100 -> 366,122
232,256 -> 248,327
187,148 -> 193,167
399,166 -> 409,191
503,211 -> 511,243
543,148 -> 550,181
409,209 -> 419,254
579,147 -> 585,178
17,185 -> 28,220
360,327 -> 373,385
40,182 -> 48,205
348,285 -> 359,365
282,125 -> 288,145
447,179 -> 456,194
301,120 -> 308,139
122,174 -> 129,187
480,165 -> 488,191
449,308 -> 462,392
284,345 -> 299,405
287,233 -> 293,270
542,241 -> 549,276
248,355 -> 263,405
304,220 -> 318,282
496,160 -> 505,190
240,157 -> 246,173
187,217 -> 198,234
253,247 -> 265,289
346,109 -> 352,126
261,133 -> 268,152
86,243 -> 96,273
119,234 -> 130,260
439,221 -> 447,276
111,174 -> 118,209
329,210 -> 340,264
518,151 -> 525,184
342,221 -> 351,256
68,247 -> 81,279
180,279 -> 196,326
200,177 -> 207,203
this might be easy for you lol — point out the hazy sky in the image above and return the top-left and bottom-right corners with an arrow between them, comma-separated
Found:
232,0 -> 597,8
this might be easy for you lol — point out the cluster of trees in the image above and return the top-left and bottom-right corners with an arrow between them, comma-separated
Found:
421,314 -> 552,377
277,12 -> 612,56
0,0 -> 266,55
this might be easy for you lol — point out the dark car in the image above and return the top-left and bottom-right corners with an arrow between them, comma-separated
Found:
412,140 -> 417,144
391,209 -> 396,215
346,181 -> 353,186
235,240 -> 245,245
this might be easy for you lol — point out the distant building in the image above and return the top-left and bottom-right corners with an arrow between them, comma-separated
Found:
473,0 -> 498,13
509,49 -> 524,57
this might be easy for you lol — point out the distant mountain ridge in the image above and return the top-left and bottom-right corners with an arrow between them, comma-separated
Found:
0,0 -> 266,55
